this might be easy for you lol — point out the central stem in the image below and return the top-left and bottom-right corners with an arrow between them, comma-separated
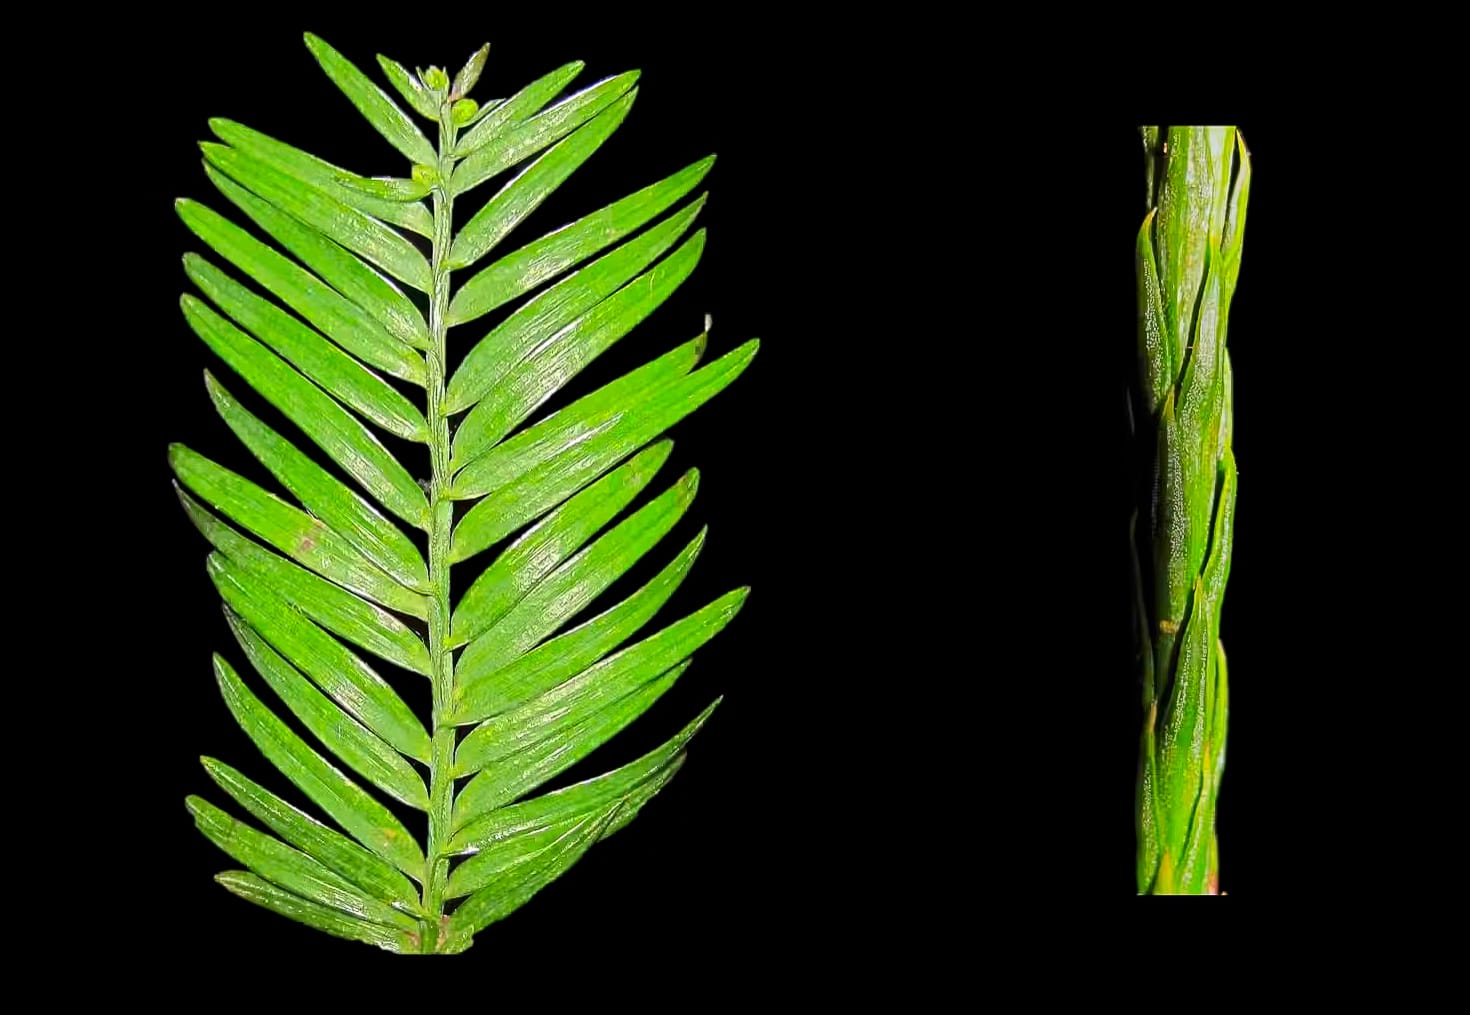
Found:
422,102 -> 458,951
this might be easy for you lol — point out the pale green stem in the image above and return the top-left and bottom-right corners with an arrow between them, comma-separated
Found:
421,101 -> 458,951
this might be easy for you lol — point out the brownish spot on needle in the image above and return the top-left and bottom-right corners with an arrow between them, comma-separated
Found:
297,521 -> 326,554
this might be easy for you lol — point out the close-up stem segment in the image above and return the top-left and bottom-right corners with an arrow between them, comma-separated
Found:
1133,126 -> 1251,895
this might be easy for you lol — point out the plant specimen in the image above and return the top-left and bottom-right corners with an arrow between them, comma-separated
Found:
1133,126 -> 1250,895
169,33 -> 756,952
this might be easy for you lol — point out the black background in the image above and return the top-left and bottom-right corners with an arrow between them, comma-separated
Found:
44,16 -> 1442,971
